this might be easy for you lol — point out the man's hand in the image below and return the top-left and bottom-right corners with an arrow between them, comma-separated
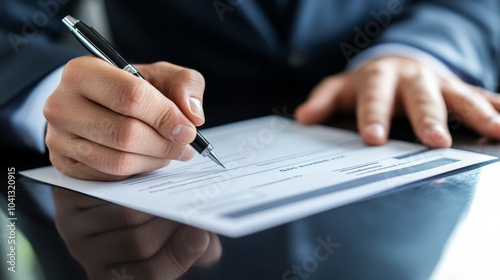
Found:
295,56 -> 500,147
53,188 -> 222,280
44,56 -> 206,181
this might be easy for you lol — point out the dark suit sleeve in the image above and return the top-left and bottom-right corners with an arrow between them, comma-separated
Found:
0,0 -> 83,106
0,0 -> 85,155
375,0 -> 500,90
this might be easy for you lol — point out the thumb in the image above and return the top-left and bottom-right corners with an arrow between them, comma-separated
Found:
138,62 -> 206,127
295,74 -> 351,124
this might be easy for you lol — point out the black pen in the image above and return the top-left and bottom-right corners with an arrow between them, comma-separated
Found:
62,15 -> 225,168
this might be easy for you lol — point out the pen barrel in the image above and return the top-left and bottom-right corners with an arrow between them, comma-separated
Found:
64,15 -> 220,165
191,133 -> 211,156
74,21 -> 129,69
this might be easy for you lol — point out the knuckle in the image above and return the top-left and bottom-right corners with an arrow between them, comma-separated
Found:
411,91 -> 433,105
167,250 -> 192,277
361,113 -> 383,124
114,79 -> 147,115
157,138 -> 183,158
361,89 -> 381,102
320,76 -> 338,87
159,143 -> 175,159
49,154 -> 72,177
61,60 -> 77,83
416,117 -> 439,129
156,105 -> 177,133
61,57 -> 86,85
117,228 -> 156,259
55,226 -> 86,261
179,68 -> 205,85
319,76 -> 331,85
43,94 -> 63,123
64,240 -> 86,261
45,129 -> 72,162
151,61 -> 170,70
176,248 -> 197,269
457,95 -> 480,116
107,152 -> 135,176
362,61 -> 391,77
400,64 -> 428,82
44,129 -> 58,151
175,68 -> 206,92
112,118 -> 140,150
471,86 -> 489,97
111,207 -> 150,227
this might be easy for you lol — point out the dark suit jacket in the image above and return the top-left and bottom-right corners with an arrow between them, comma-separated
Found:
0,1 -> 499,279
1,0 -> 499,130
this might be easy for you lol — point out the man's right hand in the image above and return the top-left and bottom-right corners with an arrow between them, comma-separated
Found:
44,56 -> 207,181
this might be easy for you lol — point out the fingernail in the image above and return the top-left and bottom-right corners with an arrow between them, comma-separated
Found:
184,230 -> 209,253
173,124 -> 196,144
492,116 -> 500,126
189,97 -> 205,121
424,124 -> 450,147
365,123 -> 386,140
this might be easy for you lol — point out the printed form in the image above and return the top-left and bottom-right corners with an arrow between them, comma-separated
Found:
20,116 -> 498,237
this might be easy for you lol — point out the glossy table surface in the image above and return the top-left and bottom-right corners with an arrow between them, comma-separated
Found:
332,116 -> 500,280
8,116 -> 500,280
423,135 -> 500,280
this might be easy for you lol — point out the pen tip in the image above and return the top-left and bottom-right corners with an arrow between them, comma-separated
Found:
216,159 -> 226,169
207,152 -> 226,169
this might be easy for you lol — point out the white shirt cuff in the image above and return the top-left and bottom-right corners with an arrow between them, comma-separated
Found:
12,65 -> 65,153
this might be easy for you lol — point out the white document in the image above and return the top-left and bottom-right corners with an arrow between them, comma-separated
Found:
20,116 -> 498,238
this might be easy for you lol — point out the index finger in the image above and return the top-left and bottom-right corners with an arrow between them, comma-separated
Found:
62,56 -> 196,145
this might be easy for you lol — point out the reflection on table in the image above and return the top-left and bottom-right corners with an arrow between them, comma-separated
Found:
6,115 -> 500,280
